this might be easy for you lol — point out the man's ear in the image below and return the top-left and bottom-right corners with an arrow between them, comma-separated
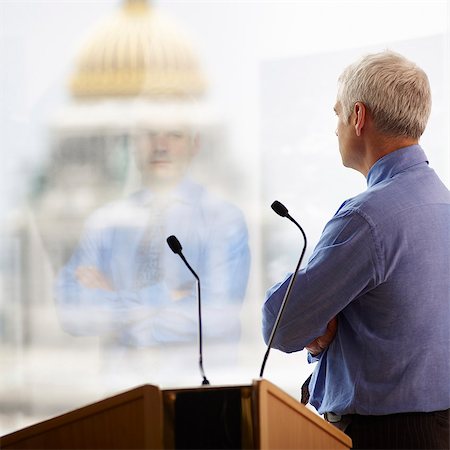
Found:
353,102 -> 366,137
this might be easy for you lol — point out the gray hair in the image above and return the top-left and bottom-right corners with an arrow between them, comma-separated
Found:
337,51 -> 431,139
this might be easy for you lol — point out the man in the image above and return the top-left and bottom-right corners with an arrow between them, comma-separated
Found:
262,51 -> 449,449
56,123 -> 250,387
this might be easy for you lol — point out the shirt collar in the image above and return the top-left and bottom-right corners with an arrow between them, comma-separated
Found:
366,144 -> 429,188
132,177 -> 202,206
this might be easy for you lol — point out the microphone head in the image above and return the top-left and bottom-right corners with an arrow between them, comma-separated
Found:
167,235 -> 183,254
271,200 -> 289,217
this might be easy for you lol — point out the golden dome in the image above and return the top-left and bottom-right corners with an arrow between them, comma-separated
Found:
69,0 -> 207,98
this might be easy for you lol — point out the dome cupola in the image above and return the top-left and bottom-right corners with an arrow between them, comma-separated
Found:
69,0 -> 206,98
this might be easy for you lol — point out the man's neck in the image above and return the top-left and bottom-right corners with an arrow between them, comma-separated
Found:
144,178 -> 181,195
361,135 -> 419,177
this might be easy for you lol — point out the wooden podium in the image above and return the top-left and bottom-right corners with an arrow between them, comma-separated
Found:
0,379 -> 352,449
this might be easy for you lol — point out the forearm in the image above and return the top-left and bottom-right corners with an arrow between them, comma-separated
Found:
262,273 -> 330,352
262,210 -> 379,353
54,274 -> 167,336
125,291 -> 243,346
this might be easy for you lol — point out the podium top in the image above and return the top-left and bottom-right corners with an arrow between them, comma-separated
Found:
1,380 -> 352,450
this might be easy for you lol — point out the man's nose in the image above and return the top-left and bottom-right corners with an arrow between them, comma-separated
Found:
153,134 -> 169,152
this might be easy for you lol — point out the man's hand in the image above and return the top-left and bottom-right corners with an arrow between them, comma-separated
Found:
75,266 -> 114,291
305,316 -> 338,356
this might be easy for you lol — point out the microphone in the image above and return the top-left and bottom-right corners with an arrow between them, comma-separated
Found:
166,235 -> 210,385
259,200 -> 307,378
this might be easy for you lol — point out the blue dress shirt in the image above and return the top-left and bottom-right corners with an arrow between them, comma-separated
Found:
56,178 -> 250,347
263,145 -> 450,415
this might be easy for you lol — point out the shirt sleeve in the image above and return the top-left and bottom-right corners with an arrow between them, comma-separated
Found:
262,207 -> 382,353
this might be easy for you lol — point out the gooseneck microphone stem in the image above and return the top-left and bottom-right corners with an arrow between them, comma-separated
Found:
178,253 -> 209,385
259,201 -> 307,378
167,235 -> 210,385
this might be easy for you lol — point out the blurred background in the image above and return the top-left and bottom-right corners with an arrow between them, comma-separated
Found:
0,0 -> 448,436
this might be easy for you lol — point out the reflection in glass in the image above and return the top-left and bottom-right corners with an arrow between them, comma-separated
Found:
54,126 -> 250,388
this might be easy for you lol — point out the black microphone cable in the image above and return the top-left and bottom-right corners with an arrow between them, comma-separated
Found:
166,235 -> 210,385
259,200 -> 307,378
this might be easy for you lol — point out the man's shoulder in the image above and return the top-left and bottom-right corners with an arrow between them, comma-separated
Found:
195,186 -> 244,217
188,187 -> 248,239
338,167 -> 450,224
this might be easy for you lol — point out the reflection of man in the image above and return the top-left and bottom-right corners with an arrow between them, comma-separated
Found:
263,51 -> 449,449
55,124 -> 250,385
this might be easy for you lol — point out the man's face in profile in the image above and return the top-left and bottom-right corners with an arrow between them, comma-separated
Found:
134,127 -> 198,188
